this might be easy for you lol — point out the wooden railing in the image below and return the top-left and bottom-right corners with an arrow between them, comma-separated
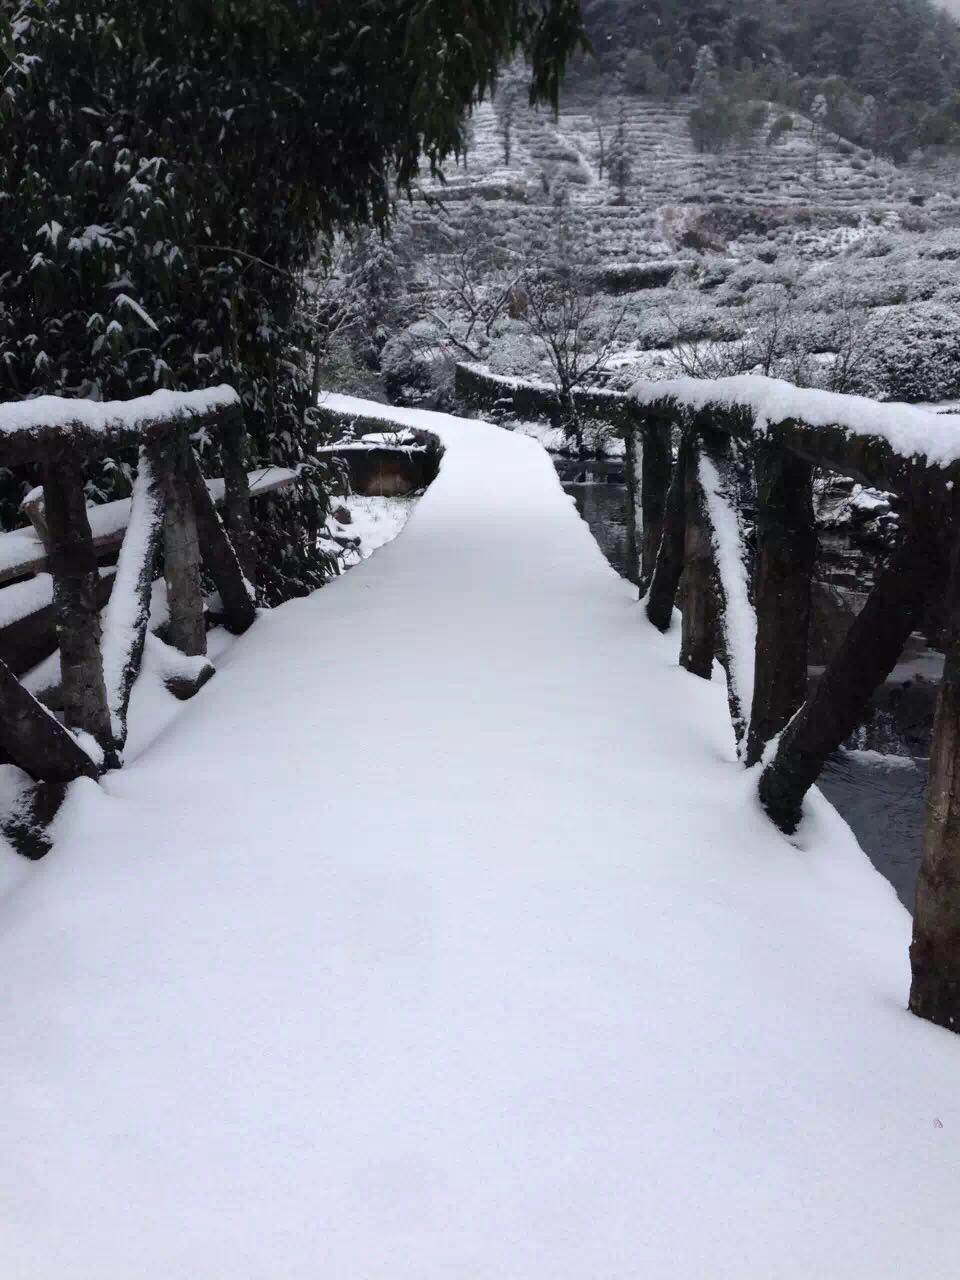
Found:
0,387 -> 259,855
627,375 -> 960,1034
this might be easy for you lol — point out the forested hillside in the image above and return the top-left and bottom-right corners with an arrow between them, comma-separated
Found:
577,0 -> 960,161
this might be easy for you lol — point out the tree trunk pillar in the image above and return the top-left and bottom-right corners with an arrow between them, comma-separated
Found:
42,448 -> 114,756
759,519 -> 944,833
910,523 -> 960,1032
221,407 -> 257,588
747,445 -> 816,765
184,447 -> 256,635
680,440 -> 715,679
159,432 -> 207,657
645,432 -> 690,632
640,422 -> 671,597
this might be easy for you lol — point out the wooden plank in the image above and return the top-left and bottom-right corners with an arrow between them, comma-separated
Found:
679,440 -> 715,679
99,447 -> 166,752
0,655 -> 98,783
758,518 -> 946,833
909,513 -> 960,1031
747,444 -> 816,766
184,446 -> 256,635
645,433 -> 690,633
42,449 -> 114,757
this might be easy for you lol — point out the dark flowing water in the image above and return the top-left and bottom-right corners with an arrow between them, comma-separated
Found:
563,478 -> 927,909
566,482 -> 632,578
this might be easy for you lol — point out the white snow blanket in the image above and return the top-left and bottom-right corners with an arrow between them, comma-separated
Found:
0,393 -> 957,1278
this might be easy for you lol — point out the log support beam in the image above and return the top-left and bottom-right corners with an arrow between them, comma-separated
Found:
640,422 -> 671,596
221,410 -> 257,588
679,440 -> 715,679
100,447 -> 166,753
747,446 -> 816,766
759,520 -> 945,833
0,656 -> 98,784
910,522 -> 960,1031
42,448 -> 114,758
160,431 -> 207,657
185,446 -> 256,635
645,433 -> 690,633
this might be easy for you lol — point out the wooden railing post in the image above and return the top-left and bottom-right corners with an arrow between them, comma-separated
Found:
159,430 -> 207,657
680,438 -> 715,679
640,422 -> 671,597
910,519 -> 960,1030
747,444 -> 816,766
759,517 -> 945,833
645,432 -> 690,632
221,408 -> 257,588
41,445 -> 114,757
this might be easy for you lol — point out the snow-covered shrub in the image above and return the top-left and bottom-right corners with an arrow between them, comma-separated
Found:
380,321 -> 454,408
714,258 -> 800,307
855,303 -> 960,402
486,319 -> 547,380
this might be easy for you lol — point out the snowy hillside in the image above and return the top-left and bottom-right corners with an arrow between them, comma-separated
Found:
411,91 -> 956,269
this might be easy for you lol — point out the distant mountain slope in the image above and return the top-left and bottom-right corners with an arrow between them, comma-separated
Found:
413,90 -> 957,267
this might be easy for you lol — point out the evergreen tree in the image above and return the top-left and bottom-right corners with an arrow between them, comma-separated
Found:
0,0 -> 585,597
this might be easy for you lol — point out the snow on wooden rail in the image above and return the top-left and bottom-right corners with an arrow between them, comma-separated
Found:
623,373 -> 960,1034
0,386 -> 240,465
632,374 -> 960,500
0,387 -> 258,857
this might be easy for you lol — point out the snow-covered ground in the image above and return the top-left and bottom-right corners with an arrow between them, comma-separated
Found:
0,394 -> 958,1277
337,493 -> 418,564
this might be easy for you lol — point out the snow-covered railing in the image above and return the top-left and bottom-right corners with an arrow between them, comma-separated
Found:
454,364 -> 670,588
0,388 -> 260,856
629,374 -> 960,1034
455,363 -> 641,434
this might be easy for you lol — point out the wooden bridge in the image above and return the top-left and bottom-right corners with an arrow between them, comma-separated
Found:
0,387 -> 959,1274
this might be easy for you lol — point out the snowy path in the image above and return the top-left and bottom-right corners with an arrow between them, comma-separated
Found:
1,396 -> 959,1277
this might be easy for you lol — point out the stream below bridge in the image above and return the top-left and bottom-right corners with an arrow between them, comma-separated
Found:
563,476 -> 929,910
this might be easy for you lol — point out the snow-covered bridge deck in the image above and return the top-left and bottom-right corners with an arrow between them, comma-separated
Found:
1,395 -> 958,1277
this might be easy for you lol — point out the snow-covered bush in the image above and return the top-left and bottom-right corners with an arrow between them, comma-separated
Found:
380,322 -> 456,409
485,320 -> 547,380
854,303 -> 960,403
